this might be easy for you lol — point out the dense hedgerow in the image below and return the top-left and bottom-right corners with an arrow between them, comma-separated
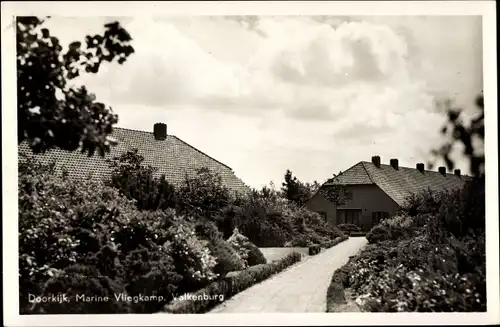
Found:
327,176 -> 486,312
18,157 -> 220,313
107,149 -> 345,248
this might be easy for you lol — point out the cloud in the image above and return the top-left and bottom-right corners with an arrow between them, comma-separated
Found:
43,15 -> 483,187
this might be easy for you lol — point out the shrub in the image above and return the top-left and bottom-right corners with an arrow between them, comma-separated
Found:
337,224 -> 362,232
106,149 -> 178,211
18,157 -> 214,314
162,252 -> 302,314
321,235 -> 349,249
208,238 -> 246,277
167,217 -> 218,293
176,167 -> 232,219
365,226 -> 390,244
31,264 -> 130,314
246,243 -> 267,266
227,228 -> 266,267
309,244 -> 321,255
120,246 -> 182,313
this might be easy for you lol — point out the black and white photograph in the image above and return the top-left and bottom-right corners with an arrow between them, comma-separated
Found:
2,1 -> 498,326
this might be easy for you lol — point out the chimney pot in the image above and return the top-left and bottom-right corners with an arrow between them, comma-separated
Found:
390,158 -> 399,170
454,169 -> 461,177
153,123 -> 167,140
371,155 -> 381,168
416,163 -> 425,173
439,166 -> 447,176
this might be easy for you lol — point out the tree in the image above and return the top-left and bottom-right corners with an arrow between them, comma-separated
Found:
430,94 -> 485,177
281,169 -> 314,206
17,16 -> 135,157
177,167 -> 232,219
107,149 -> 178,211
320,171 -> 353,206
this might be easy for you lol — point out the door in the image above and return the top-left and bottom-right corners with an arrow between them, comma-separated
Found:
337,209 -> 362,226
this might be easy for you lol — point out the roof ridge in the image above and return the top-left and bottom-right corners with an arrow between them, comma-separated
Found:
360,161 -> 375,184
360,160 -> 469,177
113,126 -> 152,134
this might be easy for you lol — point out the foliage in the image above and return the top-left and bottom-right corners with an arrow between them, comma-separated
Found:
167,216 -> 219,293
17,16 -> 134,156
321,235 -> 349,249
162,252 -> 302,314
18,156 -> 189,313
318,184 -> 353,206
31,264 -> 130,314
177,167 -> 232,219
309,244 -> 321,255
227,228 -> 267,267
281,169 -> 319,206
107,149 -> 178,211
365,226 -> 390,244
337,224 -> 362,232
430,94 -> 484,177
208,237 -> 246,277
330,174 -> 485,312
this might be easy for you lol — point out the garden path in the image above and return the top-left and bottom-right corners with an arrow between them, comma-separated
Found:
209,237 -> 367,313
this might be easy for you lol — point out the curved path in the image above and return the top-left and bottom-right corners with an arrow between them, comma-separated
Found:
209,237 -> 367,313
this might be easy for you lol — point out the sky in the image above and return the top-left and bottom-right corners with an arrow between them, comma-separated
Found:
43,15 -> 483,189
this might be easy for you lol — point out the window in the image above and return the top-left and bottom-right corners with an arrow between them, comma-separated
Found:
337,209 -> 362,226
372,211 -> 390,226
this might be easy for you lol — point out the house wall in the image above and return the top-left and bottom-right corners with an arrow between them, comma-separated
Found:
305,184 -> 400,231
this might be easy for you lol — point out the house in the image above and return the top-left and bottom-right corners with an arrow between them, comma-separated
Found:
18,123 -> 250,195
305,155 -> 470,231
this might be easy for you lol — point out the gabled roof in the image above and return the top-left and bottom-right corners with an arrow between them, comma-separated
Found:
324,161 -> 470,206
18,127 -> 250,194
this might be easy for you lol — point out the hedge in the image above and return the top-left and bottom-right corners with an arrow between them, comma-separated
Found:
326,264 -> 351,312
321,235 -> 349,249
161,252 -> 302,313
308,236 -> 349,256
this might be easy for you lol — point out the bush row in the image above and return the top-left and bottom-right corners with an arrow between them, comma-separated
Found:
308,235 -> 349,256
326,178 -> 486,312
162,252 -> 302,313
107,150 -> 346,248
18,157 -> 263,314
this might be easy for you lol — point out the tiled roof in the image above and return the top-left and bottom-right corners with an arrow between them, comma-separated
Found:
18,127 -> 250,195
325,161 -> 470,206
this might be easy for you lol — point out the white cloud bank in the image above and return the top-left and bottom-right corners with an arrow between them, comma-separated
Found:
44,15 -> 483,188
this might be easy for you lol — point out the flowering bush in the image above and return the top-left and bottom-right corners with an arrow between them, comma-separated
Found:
208,237 -> 246,277
167,216 -> 218,293
227,228 -> 267,267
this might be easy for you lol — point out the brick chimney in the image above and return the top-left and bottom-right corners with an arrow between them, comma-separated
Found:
416,163 -> 425,173
454,169 -> 461,177
371,155 -> 381,168
390,158 -> 399,170
439,166 -> 446,176
153,123 -> 167,140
